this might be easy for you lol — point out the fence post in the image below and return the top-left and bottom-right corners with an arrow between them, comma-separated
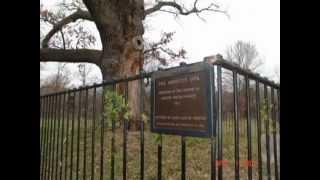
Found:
217,65 -> 223,180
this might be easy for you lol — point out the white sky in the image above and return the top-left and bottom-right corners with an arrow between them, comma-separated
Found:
40,0 -> 280,85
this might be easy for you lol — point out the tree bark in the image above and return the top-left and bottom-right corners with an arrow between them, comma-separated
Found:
83,0 -> 145,130
99,31 -> 144,130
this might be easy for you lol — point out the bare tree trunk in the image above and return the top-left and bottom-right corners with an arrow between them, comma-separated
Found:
100,36 -> 144,130
98,29 -> 144,131
118,36 -> 144,130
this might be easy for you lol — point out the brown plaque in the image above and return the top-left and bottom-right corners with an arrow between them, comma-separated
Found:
151,63 -> 214,137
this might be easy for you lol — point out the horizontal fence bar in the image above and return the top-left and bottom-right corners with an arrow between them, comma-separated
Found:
206,58 -> 280,89
41,73 -> 152,97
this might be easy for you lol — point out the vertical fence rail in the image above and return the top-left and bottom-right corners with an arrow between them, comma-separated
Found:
39,97 -> 43,177
83,88 -> 89,180
69,91 -> 76,180
110,85 -> 115,180
55,93 -> 62,180
49,95 -> 55,180
181,136 -> 186,180
40,96 -> 44,178
271,88 -> 279,180
45,96 -> 50,179
217,65 -> 223,180
59,92 -> 66,180
256,81 -> 262,180
123,82 -> 129,180
53,94 -> 58,179
245,76 -> 253,180
46,95 -> 54,179
277,88 -> 280,178
40,96 -> 47,179
100,86 -> 106,180
233,71 -> 240,180
91,86 -> 97,180
211,65 -> 217,180
76,90 -> 82,180
157,135 -> 162,180
50,94 -> 57,180
64,91 -> 71,180
40,98 -> 43,168
264,85 -> 271,180
44,96 -> 50,179
46,95 -> 52,180
47,95 -> 52,180
140,77 -> 145,180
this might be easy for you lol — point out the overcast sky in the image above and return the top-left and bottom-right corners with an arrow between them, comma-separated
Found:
40,0 -> 280,85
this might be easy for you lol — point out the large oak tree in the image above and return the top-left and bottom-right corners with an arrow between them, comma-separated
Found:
40,0 -> 225,129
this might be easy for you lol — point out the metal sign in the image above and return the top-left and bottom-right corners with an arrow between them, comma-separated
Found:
151,63 -> 215,137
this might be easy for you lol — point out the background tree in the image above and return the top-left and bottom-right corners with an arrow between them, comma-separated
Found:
222,40 -> 264,90
225,40 -> 263,71
40,0 -> 227,129
222,40 -> 264,118
40,63 -> 72,95
144,31 -> 187,72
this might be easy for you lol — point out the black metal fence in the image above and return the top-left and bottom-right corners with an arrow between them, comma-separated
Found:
40,59 -> 280,180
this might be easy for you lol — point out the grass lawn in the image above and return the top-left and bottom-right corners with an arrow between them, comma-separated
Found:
40,117 -> 279,180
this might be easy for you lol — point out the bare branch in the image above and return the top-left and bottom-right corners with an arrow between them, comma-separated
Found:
158,9 -> 179,16
42,9 -> 92,48
144,32 -> 186,67
40,48 -> 101,65
145,1 -> 226,17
